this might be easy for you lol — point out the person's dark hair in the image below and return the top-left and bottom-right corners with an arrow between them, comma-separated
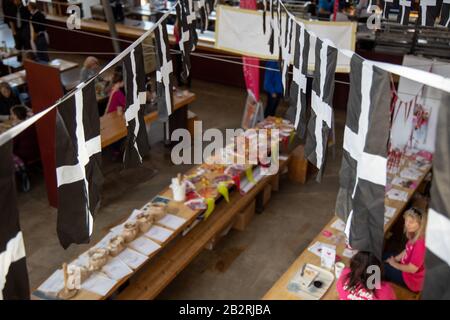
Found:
344,251 -> 383,296
112,70 -> 123,84
11,105 -> 28,120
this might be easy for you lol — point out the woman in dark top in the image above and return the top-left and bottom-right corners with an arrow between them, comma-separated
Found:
0,82 -> 21,117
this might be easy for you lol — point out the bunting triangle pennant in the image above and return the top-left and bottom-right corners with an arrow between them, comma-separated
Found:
55,81 -> 103,249
123,44 -> 150,168
0,142 -> 30,300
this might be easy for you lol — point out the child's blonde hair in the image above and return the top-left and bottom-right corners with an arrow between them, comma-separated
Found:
403,207 -> 427,243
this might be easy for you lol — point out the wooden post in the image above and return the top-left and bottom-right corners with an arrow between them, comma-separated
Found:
101,0 -> 121,54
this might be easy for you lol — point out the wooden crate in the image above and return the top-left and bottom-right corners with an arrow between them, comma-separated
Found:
233,200 -> 256,231
288,145 -> 308,184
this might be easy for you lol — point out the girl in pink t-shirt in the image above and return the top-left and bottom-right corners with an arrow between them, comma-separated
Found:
384,208 -> 426,293
337,251 -> 396,300
105,70 -> 126,115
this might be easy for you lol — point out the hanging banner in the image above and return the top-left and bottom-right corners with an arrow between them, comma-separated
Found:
215,5 -> 356,72
240,0 -> 261,102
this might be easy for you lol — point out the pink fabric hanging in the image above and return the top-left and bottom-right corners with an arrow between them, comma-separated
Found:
240,0 -> 260,102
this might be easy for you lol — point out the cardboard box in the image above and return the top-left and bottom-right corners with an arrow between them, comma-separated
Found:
233,200 -> 256,231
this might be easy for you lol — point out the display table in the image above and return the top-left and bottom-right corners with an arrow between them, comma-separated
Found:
32,118 -> 295,300
100,91 -> 196,148
263,156 -> 431,300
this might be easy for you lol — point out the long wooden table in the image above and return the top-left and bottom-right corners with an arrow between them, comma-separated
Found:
100,91 -> 196,148
263,156 -> 431,300
33,133 -> 292,300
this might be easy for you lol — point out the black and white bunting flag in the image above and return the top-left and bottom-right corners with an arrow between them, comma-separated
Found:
155,20 -> 175,121
123,44 -> 150,168
382,0 -> 395,19
286,23 -> 309,139
187,0 -> 199,48
262,0 -> 267,34
196,0 -> 207,32
440,0 -> 450,27
268,0 -> 275,54
0,142 -> 30,300
423,93 -> 450,299
398,0 -> 412,25
419,0 -> 440,26
56,81 -> 103,249
277,0 -> 282,63
336,54 -> 391,260
279,15 -> 294,97
304,38 -> 337,180
176,0 -> 195,80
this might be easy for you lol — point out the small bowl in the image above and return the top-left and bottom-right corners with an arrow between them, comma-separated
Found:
122,222 -> 139,243
136,212 -> 153,233
107,235 -> 125,257
88,248 -> 109,271
146,203 -> 167,221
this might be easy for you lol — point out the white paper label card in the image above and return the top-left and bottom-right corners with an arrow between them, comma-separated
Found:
37,269 -> 65,294
102,256 -> 133,281
145,225 -> 173,243
320,244 -> 336,270
385,206 -> 396,218
331,218 -> 346,232
343,248 -> 356,258
81,272 -> 117,296
158,214 -> 187,230
128,236 -> 161,256
117,248 -> 148,270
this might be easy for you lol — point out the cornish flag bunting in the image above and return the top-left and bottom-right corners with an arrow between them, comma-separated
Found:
305,38 -> 337,180
123,44 -> 150,168
155,20 -> 175,121
176,0 -> 197,80
423,93 -> 450,299
419,0 -> 440,26
439,0 -> 450,27
0,142 -> 30,300
55,81 -> 103,249
268,0 -> 275,54
382,0 -> 395,19
286,23 -> 309,139
398,0 -> 412,25
279,14 -> 295,97
336,54 -> 391,260
262,0 -> 267,34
